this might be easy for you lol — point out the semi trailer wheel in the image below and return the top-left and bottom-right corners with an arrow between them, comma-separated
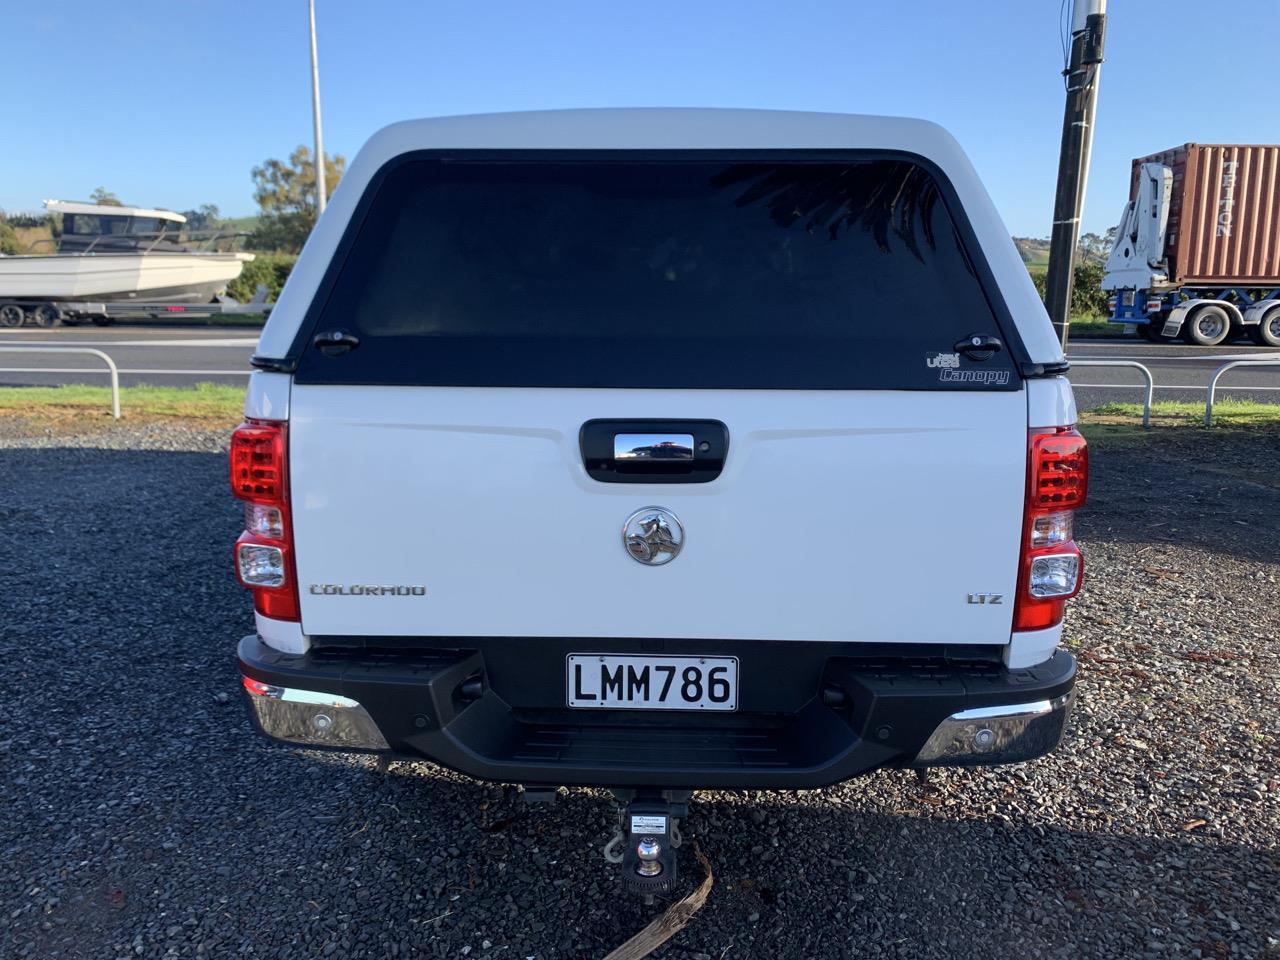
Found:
0,303 -> 25,327
1250,306 -> 1280,347
1184,305 -> 1231,346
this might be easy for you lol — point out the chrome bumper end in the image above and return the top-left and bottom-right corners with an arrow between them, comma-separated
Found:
242,677 -> 389,751
913,692 -> 1075,767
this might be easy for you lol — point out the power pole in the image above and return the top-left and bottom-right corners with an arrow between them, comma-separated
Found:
1045,0 -> 1107,350
308,0 -> 327,216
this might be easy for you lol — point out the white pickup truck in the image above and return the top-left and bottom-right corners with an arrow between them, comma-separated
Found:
232,109 -> 1086,893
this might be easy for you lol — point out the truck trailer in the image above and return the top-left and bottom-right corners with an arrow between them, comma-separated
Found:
1102,143 -> 1280,346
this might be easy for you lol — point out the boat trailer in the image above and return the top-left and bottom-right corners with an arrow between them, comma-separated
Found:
0,285 -> 272,328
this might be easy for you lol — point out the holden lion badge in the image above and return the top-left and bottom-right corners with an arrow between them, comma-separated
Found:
623,507 -> 684,565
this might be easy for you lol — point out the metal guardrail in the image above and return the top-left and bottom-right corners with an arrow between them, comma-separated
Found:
1069,359 -> 1154,427
0,346 -> 1271,429
1205,359 -> 1280,426
0,346 -> 120,419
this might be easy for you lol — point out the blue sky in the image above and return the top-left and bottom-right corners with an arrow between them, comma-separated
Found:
5,1 -> 1277,237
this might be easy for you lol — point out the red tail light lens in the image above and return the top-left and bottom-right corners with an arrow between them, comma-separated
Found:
1029,430 -> 1088,510
1014,427 -> 1087,632
231,420 -> 299,622
230,423 -> 288,503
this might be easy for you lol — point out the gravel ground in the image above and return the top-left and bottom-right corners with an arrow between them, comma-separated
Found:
0,418 -> 1276,960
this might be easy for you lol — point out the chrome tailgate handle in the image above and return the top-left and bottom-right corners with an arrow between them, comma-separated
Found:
614,434 -> 695,461
581,420 -> 728,484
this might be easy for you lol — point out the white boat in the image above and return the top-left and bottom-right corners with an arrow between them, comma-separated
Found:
0,200 -> 254,303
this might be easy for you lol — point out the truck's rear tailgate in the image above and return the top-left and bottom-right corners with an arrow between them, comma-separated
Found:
290,385 -> 1025,645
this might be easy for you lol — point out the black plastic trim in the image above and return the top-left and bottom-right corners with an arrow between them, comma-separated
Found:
250,354 -> 297,373
1020,359 -> 1071,378
239,635 -> 1075,790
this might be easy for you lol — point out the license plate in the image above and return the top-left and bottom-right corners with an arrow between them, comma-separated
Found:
566,655 -> 738,711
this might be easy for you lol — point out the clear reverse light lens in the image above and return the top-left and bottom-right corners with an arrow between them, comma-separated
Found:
1031,511 -> 1073,548
237,543 -> 286,587
1029,554 -> 1080,598
245,503 -> 284,539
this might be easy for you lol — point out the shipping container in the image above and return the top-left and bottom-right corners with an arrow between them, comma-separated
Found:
1129,143 -> 1280,285
1105,144 -> 1280,344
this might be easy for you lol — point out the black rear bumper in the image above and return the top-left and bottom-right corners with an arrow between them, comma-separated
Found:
238,635 -> 1076,790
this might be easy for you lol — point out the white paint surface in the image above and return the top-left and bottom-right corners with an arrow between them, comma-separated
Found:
289,385 -> 1029,645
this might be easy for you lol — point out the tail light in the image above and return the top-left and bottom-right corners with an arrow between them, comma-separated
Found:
230,420 -> 299,621
1014,427 -> 1087,631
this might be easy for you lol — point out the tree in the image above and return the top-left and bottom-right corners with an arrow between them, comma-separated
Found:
1077,232 -> 1108,262
249,146 -> 345,252
90,187 -> 123,206
181,203 -> 221,231
1078,227 -> 1119,263
0,214 -> 21,255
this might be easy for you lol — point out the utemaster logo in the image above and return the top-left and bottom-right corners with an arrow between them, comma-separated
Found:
927,352 -> 1010,385
939,368 -> 1011,386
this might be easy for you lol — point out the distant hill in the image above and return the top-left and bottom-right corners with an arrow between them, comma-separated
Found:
219,215 -> 260,234
1013,236 -> 1052,267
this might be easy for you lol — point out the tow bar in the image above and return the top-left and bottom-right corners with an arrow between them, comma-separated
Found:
602,789 -> 690,900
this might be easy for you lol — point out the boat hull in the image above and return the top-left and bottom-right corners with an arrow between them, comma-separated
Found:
0,252 -> 253,302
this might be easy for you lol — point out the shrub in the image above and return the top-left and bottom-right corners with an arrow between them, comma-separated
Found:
1029,265 -> 1047,298
0,216 -> 21,255
1071,258 -> 1109,318
227,253 -> 297,303
1026,258 -> 1109,319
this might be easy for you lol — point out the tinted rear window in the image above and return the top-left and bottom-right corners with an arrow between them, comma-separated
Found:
295,155 -> 1019,389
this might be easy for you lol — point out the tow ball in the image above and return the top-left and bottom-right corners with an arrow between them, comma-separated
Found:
603,790 -> 690,900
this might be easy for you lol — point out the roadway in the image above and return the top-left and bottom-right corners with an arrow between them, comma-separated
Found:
1,325 -> 1279,409
1063,338 -> 1280,409
0,326 -> 259,389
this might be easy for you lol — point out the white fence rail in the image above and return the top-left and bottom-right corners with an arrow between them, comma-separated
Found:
0,345 -> 1276,430
0,346 -> 121,418
1068,360 -> 1155,427
1205,359 -> 1280,426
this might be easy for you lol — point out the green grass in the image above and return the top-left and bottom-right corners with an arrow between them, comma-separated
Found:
1091,397 -> 1280,426
0,382 -> 244,421
1066,314 -> 1125,338
1080,397 -> 1280,445
205,312 -> 266,327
